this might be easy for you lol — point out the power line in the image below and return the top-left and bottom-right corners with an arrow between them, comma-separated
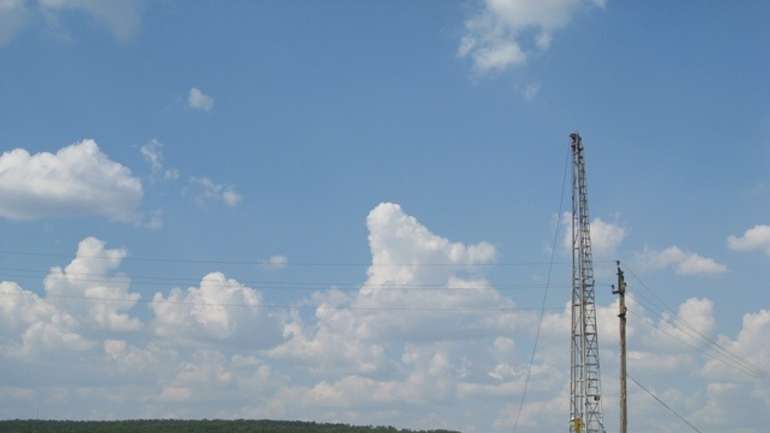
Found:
0,250 -> 615,267
17,292 -> 566,313
624,268 -> 766,379
627,306 -> 760,379
0,266 -> 568,292
627,297 -> 764,378
512,145 -> 570,433
2,281 -> 572,296
628,374 -> 704,433
626,308 -> 763,381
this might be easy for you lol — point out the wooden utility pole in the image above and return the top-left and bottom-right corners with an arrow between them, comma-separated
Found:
612,261 -> 628,433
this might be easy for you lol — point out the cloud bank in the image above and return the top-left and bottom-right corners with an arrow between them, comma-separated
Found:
0,203 -> 766,433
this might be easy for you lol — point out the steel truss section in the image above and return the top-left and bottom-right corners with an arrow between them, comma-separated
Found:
569,133 -> 606,433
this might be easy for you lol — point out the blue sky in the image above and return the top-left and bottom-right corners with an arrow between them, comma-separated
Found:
1,1 -> 769,432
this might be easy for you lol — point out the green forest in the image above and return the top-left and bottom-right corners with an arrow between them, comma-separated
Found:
0,420 -> 461,433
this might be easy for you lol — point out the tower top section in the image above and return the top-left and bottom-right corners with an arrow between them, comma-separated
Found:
570,132 -> 583,154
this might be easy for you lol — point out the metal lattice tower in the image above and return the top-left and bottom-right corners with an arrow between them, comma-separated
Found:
569,133 -> 606,433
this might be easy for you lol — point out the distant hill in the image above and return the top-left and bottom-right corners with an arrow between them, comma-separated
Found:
0,420 -> 462,433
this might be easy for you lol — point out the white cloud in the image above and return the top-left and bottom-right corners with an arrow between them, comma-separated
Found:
562,213 -> 626,258
458,0 -> 607,73
270,203 -> 530,376
627,350 -> 692,372
150,272 -> 282,345
366,202 -> 496,279
356,203 -> 517,341
675,297 -> 716,336
0,236 -> 146,357
0,237 -> 283,418
0,281 -> 92,356
140,139 -> 163,174
140,138 -> 180,180
269,317 -> 388,375
639,297 -> 716,350
589,217 -> 626,257
0,139 -> 143,222
636,245 -> 727,276
190,176 -> 242,207
703,309 -> 770,379
677,253 -> 727,276
44,237 -> 142,332
0,204 -> 768,431
728,225 -> 770,256
188,87 -> 214,111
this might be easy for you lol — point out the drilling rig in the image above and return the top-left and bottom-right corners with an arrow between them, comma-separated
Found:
568,133 -> 606,433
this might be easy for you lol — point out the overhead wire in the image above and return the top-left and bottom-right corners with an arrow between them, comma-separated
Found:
0,266 -> 568,292
624,267 -> 765,379
10,292 -> 565,313
628,374 -> 704,433
0,249 -> 616,267
627,297 -> 763,378
0,280 -> 572,296
512,145 -> 570,433
626,308 -> 763,381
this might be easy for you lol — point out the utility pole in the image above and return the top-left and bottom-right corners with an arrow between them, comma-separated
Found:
612,261 -> 628,433
569,133 -> 606,433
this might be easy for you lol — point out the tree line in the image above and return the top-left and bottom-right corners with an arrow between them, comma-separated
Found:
0,420 -> 462,433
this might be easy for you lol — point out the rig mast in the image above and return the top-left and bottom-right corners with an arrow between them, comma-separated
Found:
569,133 -> 606,433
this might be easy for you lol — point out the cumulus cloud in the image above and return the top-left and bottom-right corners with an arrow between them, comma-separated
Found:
636,245 -> 727,276
188,87 -> 214,111
150,272 -> 282,345
627,350 -> 692,372
458,0 -> 607,73
190,176 -> 242,207
0,204 -> 767,432
657,297 -> 716,346
562,213 -> 625,258
703,309 -> 770,379
0,236 -> 145,357
0,139 -> 143,222
270,202 -> 528,376
44,237 -> 142,332
728,225 -> 770,256
0,281 -> 91,356
365,202 -> 496,283
354,204 -> 518,341
0,237 -> 281,418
